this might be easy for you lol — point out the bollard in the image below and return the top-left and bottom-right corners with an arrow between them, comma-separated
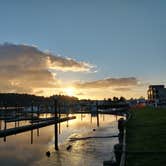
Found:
114,143 -> 122,165
118,118 -> 124,136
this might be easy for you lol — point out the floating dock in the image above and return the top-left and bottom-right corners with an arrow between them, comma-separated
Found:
0,116 -> 76,138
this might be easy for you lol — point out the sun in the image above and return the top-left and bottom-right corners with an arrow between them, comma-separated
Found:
64,87 -> 75,96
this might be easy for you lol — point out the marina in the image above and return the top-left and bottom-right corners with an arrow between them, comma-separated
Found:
0,113 -> 121,166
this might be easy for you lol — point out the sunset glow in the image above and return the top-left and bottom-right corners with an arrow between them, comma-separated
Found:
64,87 -> 75,97
0,1 -> 165,100
1,1 -> 166,166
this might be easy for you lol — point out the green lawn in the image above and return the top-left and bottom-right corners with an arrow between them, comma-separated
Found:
126,107 -> 166,166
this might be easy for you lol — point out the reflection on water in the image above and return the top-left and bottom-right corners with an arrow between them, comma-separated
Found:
0,114 -> 120,166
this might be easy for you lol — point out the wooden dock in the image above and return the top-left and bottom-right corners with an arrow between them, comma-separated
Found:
0,116 -> 76,138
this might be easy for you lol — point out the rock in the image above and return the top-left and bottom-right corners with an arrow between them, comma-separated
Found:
46,151 -> 51,157
66,145 -> 72,151
103,160 -> 117,166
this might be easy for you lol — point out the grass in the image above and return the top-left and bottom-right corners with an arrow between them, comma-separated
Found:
126,107 -> 166,166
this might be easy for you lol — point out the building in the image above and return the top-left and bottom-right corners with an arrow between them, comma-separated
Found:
147,85 -> 166,106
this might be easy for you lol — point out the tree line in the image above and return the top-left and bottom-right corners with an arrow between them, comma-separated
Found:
0,93 -> 78,107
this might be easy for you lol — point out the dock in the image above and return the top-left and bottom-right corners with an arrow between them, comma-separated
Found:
0,116 -> 76,138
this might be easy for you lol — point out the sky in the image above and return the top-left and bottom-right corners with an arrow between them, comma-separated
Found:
0,0 -> 166,99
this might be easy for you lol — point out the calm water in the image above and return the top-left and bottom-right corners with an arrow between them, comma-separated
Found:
0,114 -> 120,166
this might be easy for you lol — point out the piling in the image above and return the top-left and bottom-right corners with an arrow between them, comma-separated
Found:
4,105 -> 7,142
31,129 -> 33,144
54,99 -> 58,150
58,103 -> 61,134
15,104 -> 17,128
118,118 -> 125,144
96,101 -> 99,127
0,120 -> 1,130
37,104 -> 40,136
114,143 -> 123,165
31,101 -> 34,144
4,120 -> 6,142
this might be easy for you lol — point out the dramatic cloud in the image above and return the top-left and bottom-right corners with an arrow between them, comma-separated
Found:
0,43 -> 93,72
75,77 -> 138,89
0,43 -> 93,93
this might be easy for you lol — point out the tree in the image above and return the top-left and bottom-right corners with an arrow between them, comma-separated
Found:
119,96 -> 126,102
113,97 -> 119,102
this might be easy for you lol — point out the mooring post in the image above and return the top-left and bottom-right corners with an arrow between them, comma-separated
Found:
66,102 -> 69,127
17,104 -> 19,127
103,114 -> 105,121
15,104 -> 17,128
30,101 -> 34,144
54,99 -> 58,150
31,101 -> 34,122
96,101 -> 99,127
0,120 -> 1,130
81,105 -> 83,121
4,120 -> 6,142
90,114 -> 92,124
31,129 -> 33,144
66,113 -> 69,127
118,118 -> 125,144
37,104 -> 40,136
81,113 -> 83,121
58,102 -> 61,134
4,119 -> 6,131
4,104 -> 7,142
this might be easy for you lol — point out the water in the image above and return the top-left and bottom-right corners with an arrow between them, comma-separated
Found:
0,114 -> 120,166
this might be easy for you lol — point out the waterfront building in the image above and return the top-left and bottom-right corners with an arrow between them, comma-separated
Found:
147,85 -> 166,106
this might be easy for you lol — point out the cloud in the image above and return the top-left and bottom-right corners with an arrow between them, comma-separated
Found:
113,87 -> 132,91
0,43 -> 93,93
0,43 -> 93,72
74,77 -> 138,89
76,92 -> 85,96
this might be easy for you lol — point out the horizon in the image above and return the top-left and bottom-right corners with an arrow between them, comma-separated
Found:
0,1 -> 166,99
0,91 -> 147,100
